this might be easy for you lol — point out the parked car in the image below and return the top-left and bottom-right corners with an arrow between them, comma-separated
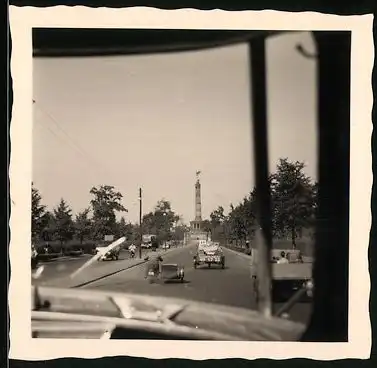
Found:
97,247 -> 121,261
251,260 -> 313,303
95,242 -> 121,261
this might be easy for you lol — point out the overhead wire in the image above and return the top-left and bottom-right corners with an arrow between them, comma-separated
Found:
33,100 -> 117,180
33,117 -> 102,185
33,101 -> 130,218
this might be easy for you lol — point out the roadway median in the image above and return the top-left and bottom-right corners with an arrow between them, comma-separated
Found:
223,244 -> 313,263
37,245 -> 187,289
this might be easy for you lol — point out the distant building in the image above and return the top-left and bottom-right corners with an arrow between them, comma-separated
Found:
189,173 -> 207,242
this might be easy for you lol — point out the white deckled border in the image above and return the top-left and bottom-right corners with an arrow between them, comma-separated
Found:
8,6 -> 373,361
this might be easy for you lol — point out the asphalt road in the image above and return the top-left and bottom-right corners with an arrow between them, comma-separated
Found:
34,249 -> 143,284
81,243 -> 313,325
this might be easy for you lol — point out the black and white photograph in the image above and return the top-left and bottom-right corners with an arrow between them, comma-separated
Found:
9,6 -> 372,361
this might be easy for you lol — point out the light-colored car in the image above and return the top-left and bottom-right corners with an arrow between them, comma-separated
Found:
193,243 -> 225,269
250,259 -> 313,303
141,242 -> 152,249
96,243 -> 121,261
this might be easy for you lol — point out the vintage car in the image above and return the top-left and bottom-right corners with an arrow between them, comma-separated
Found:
193,242 -> 225,269
147,263 -> 185,283
251,259 -> 313,303
142,234 -> 157,249
96,244 -> 121,261
197,239 -> 207,247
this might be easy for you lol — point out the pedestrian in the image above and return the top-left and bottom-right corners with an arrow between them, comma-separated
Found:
277,251 -> 289,264
129,243 -> 136,258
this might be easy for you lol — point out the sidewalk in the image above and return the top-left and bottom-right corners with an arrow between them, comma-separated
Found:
224,245 -> 313,263
37,246 -> 185,289
38,254 -> 92,264
223,246 -> 254,260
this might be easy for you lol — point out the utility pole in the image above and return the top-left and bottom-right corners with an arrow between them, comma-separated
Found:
139,188 -> 142,259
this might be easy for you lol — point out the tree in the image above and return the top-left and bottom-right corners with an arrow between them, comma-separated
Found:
225,190 -> 258,245
201,219 -> 211,233
172,224 -> 190,241
142,200 -> 179,242
210,206 -> 226,241
90,185 -> 127,240
31,183 -> 46,241
227,204 -> 248,244
116,216 -> 134,240
270,158 -> 316,248
242,189 -> 258,237
142,212 -> 158,235
154,200 -> 179,241
40,211 -> 56,242
201,219 -> 212,239
210,206 -> 225,228
53,198 -> 75,246
74,208 -> 92,244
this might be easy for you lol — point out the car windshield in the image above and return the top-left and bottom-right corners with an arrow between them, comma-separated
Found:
28,27 -> 351,342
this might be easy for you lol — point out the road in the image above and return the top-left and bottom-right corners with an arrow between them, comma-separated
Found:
80,243 -> 312,325
34,249 -> 142,285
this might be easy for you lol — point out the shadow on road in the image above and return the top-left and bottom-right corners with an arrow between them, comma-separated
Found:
193,266 -> 230,271
162,279 -> 191,285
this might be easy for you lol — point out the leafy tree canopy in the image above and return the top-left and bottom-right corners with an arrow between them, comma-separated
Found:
53,198 -> 75,245
90,185 -> 127,240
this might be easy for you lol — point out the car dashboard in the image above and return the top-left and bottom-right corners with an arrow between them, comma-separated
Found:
32,320 -> 204,340
31,286 -> 306,341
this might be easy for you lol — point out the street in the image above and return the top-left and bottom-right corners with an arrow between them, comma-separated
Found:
33,249 -> 142,285
33,244 -> 312,324
80,243 -> 313,325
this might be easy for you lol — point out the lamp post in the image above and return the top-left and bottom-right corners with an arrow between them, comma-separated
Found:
139,188 -> 142,259
162,211 -> 167,247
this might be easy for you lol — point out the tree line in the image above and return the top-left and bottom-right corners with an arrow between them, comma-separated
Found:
32,158 -> 317,251
202,158 -> 318,249
31,184 -> 188,250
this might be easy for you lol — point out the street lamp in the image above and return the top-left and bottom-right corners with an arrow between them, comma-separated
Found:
138,188 -> 142,258
162,211 -> 168,245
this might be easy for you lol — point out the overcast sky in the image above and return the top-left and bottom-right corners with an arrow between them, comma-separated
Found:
32,31 -> 317,224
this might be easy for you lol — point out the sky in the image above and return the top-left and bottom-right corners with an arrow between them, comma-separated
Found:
32,31 -> 317,224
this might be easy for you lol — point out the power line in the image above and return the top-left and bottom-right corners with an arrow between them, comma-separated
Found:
33,106 -> 113,183
33,100 -> 116,179
33,100 -> 106,170
34,118 -> 100,182
35,118 -> 71,148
